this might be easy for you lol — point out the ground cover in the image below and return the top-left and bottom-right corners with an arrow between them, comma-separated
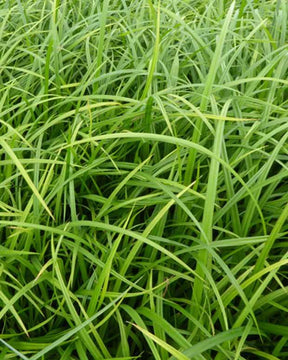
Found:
0,0 -> 288,359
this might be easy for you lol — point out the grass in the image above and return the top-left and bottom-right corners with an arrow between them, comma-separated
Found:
0,0 -> 288,359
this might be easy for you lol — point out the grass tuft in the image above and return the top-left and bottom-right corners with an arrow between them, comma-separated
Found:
0,0 -> 288,359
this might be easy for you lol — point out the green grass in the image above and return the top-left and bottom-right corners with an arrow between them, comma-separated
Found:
0,0 -> 288,359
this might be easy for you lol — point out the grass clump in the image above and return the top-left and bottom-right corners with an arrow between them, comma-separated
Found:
0,0 -> 288,359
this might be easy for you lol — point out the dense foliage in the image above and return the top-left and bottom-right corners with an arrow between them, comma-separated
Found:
0,0 -> 288,359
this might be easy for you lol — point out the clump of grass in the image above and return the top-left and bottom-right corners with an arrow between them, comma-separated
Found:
0,0 -> 288,359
